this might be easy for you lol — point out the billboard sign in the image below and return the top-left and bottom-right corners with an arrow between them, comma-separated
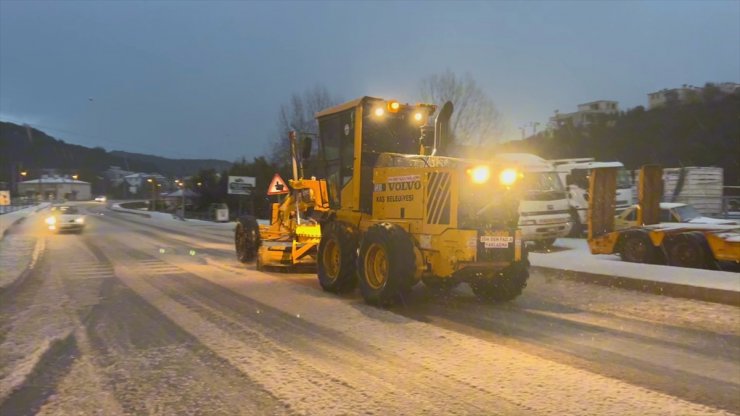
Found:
228,176 -> 256,195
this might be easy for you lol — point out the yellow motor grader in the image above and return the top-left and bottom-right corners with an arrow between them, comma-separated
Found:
313,97 -> 529,305
235,132 -> 330,270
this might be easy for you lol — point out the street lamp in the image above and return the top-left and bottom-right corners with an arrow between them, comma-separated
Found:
147,178 -> 156,210
177,180 -> 185,219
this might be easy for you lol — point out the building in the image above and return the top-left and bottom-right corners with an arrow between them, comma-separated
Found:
550,100 -> 619,129
18,176 -> 92,201
103,165 -> 134,187
123,173 -> 169,195
647,86 -> 702,109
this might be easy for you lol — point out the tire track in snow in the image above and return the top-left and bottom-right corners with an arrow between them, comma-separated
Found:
101,228 -> 732,416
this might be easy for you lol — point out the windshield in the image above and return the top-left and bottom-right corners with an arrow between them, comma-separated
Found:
362,104 -> 425,155
673,205 -> 701,221
522,172 -> 565,192
617,169 -> 632,189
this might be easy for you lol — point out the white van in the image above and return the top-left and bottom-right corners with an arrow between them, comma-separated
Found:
493,153 -> 572,248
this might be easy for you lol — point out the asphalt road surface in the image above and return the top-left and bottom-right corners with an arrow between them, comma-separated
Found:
1,202 -> 738,415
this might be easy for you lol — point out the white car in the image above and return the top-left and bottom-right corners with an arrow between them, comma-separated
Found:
615,202 -> 738,230
46,205 -> 86,233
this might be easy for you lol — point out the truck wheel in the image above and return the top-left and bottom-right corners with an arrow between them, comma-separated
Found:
568,210 -> 582,237
317,221 -> 358,293
470,262 -> 529,302
357,223 -> 416,306
665,233 -> 709,269
620,232 -> 656,264
534,238 -> 556,250
235,216 -> 260,263
422,276 -> 460,293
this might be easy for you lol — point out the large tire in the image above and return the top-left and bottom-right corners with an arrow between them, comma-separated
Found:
317,221 -> 358,293
665,232 -> 711,269
470,262 -> 529,302
620,231 -> 657,264
235,216 -> 260,263
357,223 -> 416,306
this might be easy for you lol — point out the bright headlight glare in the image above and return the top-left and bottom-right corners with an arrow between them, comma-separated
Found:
499,168 -> 518,186
468,165 -> 491,184
374,107 -> 385,117
75,217 -> 85,224
413,112 -> 423,121
45,216 -> 56,225
387,100 -> 400,112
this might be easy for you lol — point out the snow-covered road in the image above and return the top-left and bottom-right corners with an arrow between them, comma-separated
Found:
1,203 -> 738,415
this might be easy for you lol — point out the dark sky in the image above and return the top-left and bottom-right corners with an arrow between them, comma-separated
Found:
1,1 -> 738,161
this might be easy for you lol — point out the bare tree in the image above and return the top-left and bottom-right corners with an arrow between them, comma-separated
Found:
419,70 -> 503,147
270,85 -> 340,163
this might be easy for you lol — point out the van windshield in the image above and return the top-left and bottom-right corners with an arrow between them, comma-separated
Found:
522,172 -> 565,192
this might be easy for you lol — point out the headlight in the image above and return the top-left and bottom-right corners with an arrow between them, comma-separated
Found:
468,165 -> 491,184
45,216 -> 57,225
499,168 -> 518,186
75,217 -> 85,224
374,107 -> 385,117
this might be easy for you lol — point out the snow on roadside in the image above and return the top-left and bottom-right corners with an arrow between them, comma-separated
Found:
531,238 -> 740,292
0,236 -> 43,291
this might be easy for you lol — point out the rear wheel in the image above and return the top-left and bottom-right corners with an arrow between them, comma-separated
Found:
470,262 -> 529,302
235,217 -> 260,263
665,233 -> 710,269
317,221 -> 358,293
357,223 -> 416,306
620,232 -> 657,264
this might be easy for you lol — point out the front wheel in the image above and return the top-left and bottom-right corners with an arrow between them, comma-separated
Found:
357,223 -> 416,306
317,221 -> 358,293
470,262 -> 529,302
235,217 -> 260,263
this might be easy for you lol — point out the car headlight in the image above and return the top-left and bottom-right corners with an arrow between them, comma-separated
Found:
467,165 -> 491,184
499,168 -> 518,187
75,217 -> 85,224
45,216 -> 57,225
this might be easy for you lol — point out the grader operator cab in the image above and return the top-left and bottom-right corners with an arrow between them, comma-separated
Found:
314,96 -> 528,305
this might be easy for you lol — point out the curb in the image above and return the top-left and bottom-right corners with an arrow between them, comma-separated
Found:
533,266 -> 740,307
110,208 -> 152,218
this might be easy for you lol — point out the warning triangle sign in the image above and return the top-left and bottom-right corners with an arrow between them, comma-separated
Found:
267,173 -> 290,195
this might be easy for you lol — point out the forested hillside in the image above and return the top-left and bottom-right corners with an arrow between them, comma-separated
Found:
496,93 -> 740,184
0,121 -> 232,183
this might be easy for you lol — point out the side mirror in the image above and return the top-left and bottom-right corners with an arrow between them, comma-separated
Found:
302,137 -> 312,160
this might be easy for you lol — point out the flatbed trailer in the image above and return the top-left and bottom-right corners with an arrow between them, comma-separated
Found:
587,165 -> 740,270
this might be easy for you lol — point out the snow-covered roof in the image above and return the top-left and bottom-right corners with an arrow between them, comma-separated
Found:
20,178 -> 89,185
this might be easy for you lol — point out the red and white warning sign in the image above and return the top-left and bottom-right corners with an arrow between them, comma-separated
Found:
267,173 -> 290,195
